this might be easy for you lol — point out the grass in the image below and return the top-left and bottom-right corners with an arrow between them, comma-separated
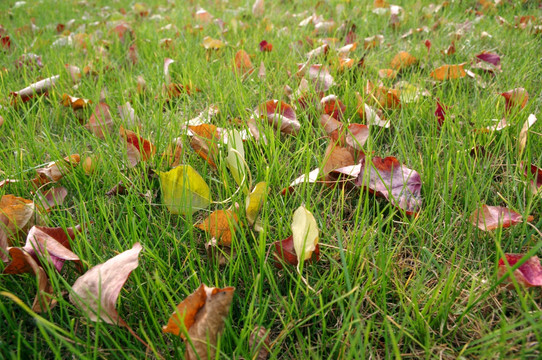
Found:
1,0 -> 542,359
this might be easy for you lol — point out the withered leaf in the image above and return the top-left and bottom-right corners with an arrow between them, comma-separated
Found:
355,156 -> 422,214
69,242 -> 142,325
498,254 -> 542,288
470,205 -> 533,231
163,284 -> 235,360
85,103 -> 114,139
195,209 -> 239,246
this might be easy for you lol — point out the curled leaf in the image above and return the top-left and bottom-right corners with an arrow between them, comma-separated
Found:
292,206 -> 319,264
501,88 -> 528,111
62,94 -> 91,110
253,100 -> 300,135
11,75 -> 59,105
498,254 -> 542,288
69,242 -> 142,325
245,182 -> 268,231
85,103 -> 113,139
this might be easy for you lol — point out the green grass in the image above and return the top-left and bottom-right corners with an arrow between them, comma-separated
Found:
1,0 -> 542,359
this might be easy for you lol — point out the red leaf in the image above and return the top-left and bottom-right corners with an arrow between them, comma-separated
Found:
1,35 -> 11,50
273,235 -> 320,269
355,156 -> 422,214
470,205 -> 533,231
498,254 -> 542,288
435,100 -> 447,127
86,103 -> 114,139
253,100 -> 300,135
475,51 -> 501,67
524,163 -> 542,192
501,88 -> 528,112
259,40 -> 273,52
320,95 -> 346,120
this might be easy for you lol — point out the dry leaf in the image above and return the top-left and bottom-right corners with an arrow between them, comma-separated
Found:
234,50 -> 254,76
498,254 -> 542,288
33,154 -> 80,186
292,205 -> 319,264
430,64 -> 466,80
62,94 -> 91,110
11,75 -> 59,105
518,114 -> 537,156
163,284 -> 235,360
501,88 -> 528,111
195,209 -> 239,246
470,205 -> 533,231
390,51 -> 417,71
85,103 -> 114,139
69,242 -> 142,325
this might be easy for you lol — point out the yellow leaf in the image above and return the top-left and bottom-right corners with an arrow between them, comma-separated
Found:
225,130 -> 246,189
291,206 -> 319,263
158,165 -> 211,215
430,64 -> 466,81
245,182 -> 268,231
203,36 -> 224,50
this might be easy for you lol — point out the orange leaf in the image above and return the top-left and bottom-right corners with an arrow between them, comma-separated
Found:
390,51 -> 417,71
195,209 -> 239,246
430,64 -> 466,80
234,50 -> 254,76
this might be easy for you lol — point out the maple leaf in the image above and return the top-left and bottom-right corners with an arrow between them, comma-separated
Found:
354,156 -> 422,214
69,242 -> 142,325
498,254 -> 542,288
195,209 -> 239,246
470,205 -> 533,231
163,284 -> 235,360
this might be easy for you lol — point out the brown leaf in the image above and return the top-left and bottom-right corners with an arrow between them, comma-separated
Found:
22,225 -> 81,272
470,205 -> 533,231
36,187 -> 68,212
10,75 -> 60,105
322,143 -> 355,181
85,103 -> 114,139
69,242 -> 143,325
163,284 -> 235,360
320,95 -> 346,120
524,163 -> 542,194
195,209 -> 239,246
163,138 -> 184,168
33,154 -> 80,186
120,127 -> 156,167
365,81 -> 400,109
188,124 -> 220,168
249,326 -> 271,360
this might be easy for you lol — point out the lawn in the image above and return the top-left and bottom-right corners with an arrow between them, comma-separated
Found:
1,0 -> 542,359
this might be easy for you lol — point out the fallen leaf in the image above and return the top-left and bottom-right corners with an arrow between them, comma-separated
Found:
441,41 -> 456,55
501,88 -> 528,112
163,284 -> 234,360
518,114 -> 537,156
0,195 -> 36,236
65,65 -> 81,84
252,0 -> 264,17
297,64 -> 334,92
390,51 -> 417,71
292,205 -> 319,264
253,100 -> 300,135
225,130 -> 246,188
320,95 -> 346,120
245,182 -> 267,231
364,34 -> 384,50
378,68 -> 397,79
234,50 -> 254,76
259,40 -> 272,52
21,225 -> 80,272
470,205 -> 533,231
163,138 -> 184,168
258,61 -> 266,79
430,64 -> 466,80
120,127 -> 156,167
69,242 -> 142,325
474,51 -> 501,70
366,81 -> 400,109
15,53 -> 43,70
85,103 -> 114,139
282,168 -> 320,194
195,209 -> 239,246
11,75 -> 59,105
36,187 -> 68,212
498,254 -> 542,288
355,156 -> 422,214
249,326 -> 271,360
524,163 -> 542,194
33,154 -> 80,186
202,36 -> 225,50
62,94 -> 92,111
435,100 -> 447,127
158,165 -> 212,215
188,124 -> 220,168
3,247 -> 54,312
